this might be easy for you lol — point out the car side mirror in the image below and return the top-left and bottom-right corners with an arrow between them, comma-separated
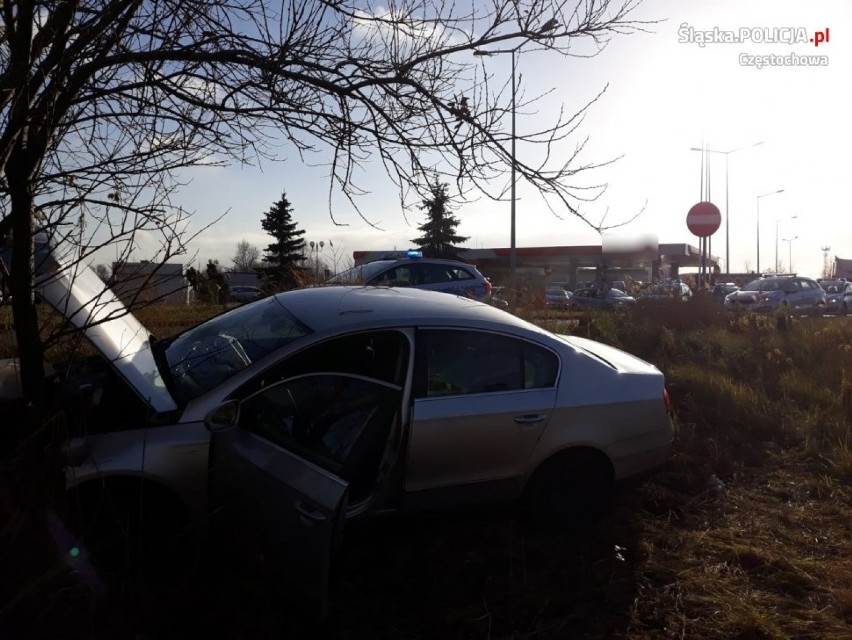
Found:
204,400 -> 240,432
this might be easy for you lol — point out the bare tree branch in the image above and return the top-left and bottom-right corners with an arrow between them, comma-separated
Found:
0,0 -> 654,408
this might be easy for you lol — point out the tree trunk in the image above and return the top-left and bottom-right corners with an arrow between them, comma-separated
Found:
6,146 -> 47,432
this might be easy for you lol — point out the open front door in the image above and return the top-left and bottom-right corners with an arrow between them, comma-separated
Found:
210,427 -> 347,620
208,372 -> 403,619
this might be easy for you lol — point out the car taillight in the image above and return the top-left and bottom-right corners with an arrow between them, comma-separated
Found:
483,280 -> 492,294
663,388 -> 672,414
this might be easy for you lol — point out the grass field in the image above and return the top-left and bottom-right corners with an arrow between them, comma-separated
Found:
2,296 -> 851,639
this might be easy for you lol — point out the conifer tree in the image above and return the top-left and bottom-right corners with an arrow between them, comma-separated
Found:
411,182 -> 469,259
260,191 -> 306,287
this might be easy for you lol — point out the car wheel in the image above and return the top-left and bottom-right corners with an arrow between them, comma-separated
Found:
522,449 -> 613,530
70,478 -> 193,580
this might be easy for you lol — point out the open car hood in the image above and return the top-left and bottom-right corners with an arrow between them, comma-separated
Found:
3,238 -> 177,414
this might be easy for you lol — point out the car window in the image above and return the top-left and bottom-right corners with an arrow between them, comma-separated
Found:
233,330 -> 410,400
373,264 -> 415,286
239,373 -> 400,501
420,263 -> 452,284
761,280 -> 782,291
415,330 -> 558,398
446,266 -> 474,281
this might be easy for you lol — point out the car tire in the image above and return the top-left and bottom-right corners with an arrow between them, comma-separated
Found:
522,449 -> 612,531
70,478 -> 193,581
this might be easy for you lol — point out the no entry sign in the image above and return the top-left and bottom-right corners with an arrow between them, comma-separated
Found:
686,201 -> 721,237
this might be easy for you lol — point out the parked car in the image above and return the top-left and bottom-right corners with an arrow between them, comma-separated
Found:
640,281 -> 692,303
544,286 -> 572,309
818,279 -> 852,315
1,240 -> 673,616
712,282 -> 739,303
571,287 -> 635,311
228,285 -> 263,303
326,251 -> 492,302
724,275 -> 825,314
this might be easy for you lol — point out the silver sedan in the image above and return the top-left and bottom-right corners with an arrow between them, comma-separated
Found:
15,247 -> 673,616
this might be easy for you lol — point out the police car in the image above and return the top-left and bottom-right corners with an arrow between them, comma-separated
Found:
326,250 -> 493,301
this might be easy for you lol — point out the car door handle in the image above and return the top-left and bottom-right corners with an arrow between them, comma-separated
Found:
513,414 -> 547,426
294,500 -> 328,525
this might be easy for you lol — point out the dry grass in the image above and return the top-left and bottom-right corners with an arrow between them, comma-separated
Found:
2,297 -> 852,639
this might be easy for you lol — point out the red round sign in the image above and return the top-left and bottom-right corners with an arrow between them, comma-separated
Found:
686,201 -> 721,237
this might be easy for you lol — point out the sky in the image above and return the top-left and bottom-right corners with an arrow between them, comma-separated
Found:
163,0 -> 851,279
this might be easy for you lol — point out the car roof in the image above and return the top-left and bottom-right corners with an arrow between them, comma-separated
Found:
275,286 -> 536,335
381,257 -> 478,268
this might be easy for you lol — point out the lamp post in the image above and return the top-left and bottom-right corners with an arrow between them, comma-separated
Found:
775,215 -> 798,273
756,189 -> 784,273
690,142 -> 763,274
783,236 -> 798,272
308,240 -> 326,282
474,19 -> 558,304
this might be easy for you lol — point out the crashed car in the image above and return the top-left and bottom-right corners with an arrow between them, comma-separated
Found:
1,239 -> 674,615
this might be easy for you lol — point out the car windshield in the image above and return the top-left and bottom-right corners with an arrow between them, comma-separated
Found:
609,289 -> 630,298
327,261 -> 394,284
821,281 -> 844,293
742,279 -> 784,292
163,296 -> 312,404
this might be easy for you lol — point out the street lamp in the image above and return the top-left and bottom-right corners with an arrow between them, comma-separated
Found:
775,214 -> 798,273
474,19 -> 559,304
783,236 -> 798,272
756,189 -> 784,273
308,240 -> 328,282
690,142 -> 763,274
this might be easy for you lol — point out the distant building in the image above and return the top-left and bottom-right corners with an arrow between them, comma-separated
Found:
111,261 -> 188,305
834,257 -> 852,279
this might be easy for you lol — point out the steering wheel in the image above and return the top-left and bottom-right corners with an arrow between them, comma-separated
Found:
173,334 -> 252,392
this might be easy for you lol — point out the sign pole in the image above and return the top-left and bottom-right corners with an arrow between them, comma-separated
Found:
686,201 -> 722,290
